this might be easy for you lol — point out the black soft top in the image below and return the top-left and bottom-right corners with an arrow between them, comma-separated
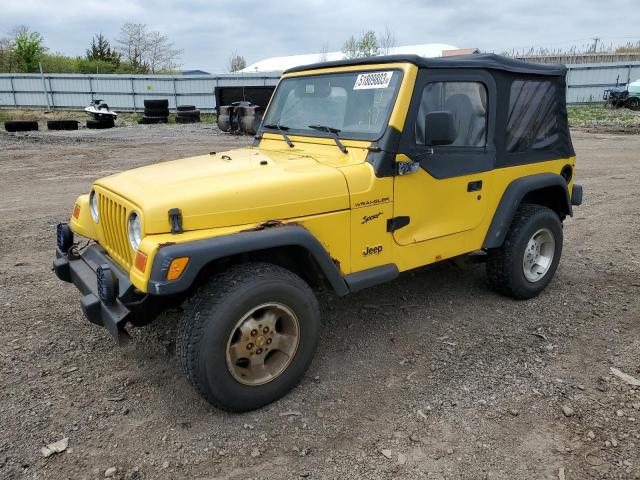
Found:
284,53 -> 566,77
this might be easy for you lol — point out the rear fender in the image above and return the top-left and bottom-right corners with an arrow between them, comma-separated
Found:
483,173 -> 571,249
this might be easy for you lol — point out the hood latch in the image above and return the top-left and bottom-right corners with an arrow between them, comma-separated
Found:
169,208 -> 183,234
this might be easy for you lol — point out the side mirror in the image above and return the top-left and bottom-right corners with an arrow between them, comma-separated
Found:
424,111 -> 456,146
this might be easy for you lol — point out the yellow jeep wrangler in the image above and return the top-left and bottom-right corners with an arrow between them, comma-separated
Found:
53,53 -> 582,411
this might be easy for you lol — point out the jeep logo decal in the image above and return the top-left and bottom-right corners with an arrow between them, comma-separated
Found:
362,245 -> 383,256
362,212 -> 383,224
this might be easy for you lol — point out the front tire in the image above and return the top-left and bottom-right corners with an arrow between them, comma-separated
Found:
176,262 -> 320,411
487,204 -> 563,299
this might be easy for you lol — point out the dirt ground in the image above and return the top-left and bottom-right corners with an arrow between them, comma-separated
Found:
1,122 -> 639,480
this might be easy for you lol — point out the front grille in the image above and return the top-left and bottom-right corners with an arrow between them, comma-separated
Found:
98,193 -> 133,269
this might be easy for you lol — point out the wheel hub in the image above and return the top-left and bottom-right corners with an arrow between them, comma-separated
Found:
226,303 -> 300,386
522,228 -> 555,282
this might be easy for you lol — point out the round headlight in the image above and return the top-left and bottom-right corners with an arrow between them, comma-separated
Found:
127,212 -> 142,250
89,190 -> 99,223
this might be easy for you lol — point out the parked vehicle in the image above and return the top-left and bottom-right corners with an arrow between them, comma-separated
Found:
84,100 -> 117,129
84,100 -> 118,121
53,53 -> 582,412
604,79 -> 640,109
627,79 -> 640,109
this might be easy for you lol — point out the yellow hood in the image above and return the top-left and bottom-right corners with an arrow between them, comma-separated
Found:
95,147 -> 350,234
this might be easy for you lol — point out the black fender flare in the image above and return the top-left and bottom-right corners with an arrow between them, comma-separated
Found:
483,173 -> 572,249
148,225 -> 349,296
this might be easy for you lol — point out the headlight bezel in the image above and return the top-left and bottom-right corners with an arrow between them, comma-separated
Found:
127,212 -> 143,251
89,189 -> 99,223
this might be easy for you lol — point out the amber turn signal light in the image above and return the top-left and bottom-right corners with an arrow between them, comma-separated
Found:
73,204 -> 81,219
134,251 -> 148,272
167,257 -> 189,281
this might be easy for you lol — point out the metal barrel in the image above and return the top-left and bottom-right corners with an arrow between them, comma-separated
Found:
217,105 -> 232,132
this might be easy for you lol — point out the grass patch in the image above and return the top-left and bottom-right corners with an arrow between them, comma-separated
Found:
568,104 -> 640,132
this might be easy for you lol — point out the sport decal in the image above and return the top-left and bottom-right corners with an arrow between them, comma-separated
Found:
361,212 -> 384,224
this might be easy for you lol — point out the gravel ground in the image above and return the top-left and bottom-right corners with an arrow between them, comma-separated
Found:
0,124 -> 639,480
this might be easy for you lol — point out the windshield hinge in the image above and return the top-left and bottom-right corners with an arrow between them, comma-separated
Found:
395,161 -> 420,176
387,216 -> 410,232
169,208 -> 183,234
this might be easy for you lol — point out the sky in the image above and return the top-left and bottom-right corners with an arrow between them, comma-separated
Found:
1,0 -> 639,72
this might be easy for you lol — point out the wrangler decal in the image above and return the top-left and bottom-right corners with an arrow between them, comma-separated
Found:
354,197 -> 390,208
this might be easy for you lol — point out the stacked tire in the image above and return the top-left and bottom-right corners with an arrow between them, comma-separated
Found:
4,120 -> 39,132
139,99 -> 169,124
175,105 -> 201,124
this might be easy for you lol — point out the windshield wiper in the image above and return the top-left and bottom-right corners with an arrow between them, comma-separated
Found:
262,123 -> 294,148
308,125 -> 347,154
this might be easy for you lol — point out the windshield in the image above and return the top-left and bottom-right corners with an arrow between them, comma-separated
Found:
262,69 -> 403,140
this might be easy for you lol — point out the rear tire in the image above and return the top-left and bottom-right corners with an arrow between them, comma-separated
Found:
486,204 -> 563,299
177,262 -> 320,411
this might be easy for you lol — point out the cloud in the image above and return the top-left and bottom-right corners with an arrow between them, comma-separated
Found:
1,0 -> 638,72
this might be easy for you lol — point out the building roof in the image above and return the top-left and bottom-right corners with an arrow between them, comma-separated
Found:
284,53 -> 567,76
181,69 -> 211,75
240,43 -> 458,73
442,48 -> 480,57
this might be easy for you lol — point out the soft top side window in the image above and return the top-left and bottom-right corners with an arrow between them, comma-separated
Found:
415,81 -> 487,148
506,80 -> 559,153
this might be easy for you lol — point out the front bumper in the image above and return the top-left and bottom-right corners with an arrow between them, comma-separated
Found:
53,243 -> 134,343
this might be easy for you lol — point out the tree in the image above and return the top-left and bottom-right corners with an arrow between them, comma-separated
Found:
227,52 -> 246,72
86,34 -> 120,64
13,26 -> 46,72
379,26 -> 397,55
146,31 -> 182,73
0,37 -> 18,72
358,30 -> 379,57
116,23 -> 149,72
115,23 -> 181,73
342,31 -> 380,59
342,35 -> 359,59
